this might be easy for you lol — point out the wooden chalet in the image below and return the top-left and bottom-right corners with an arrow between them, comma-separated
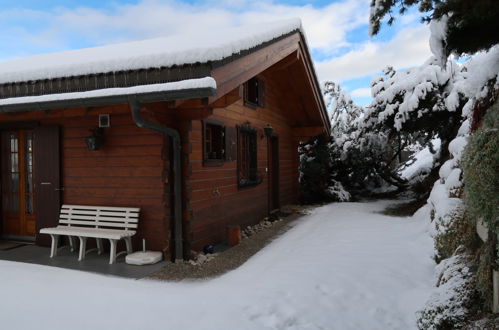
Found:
0,19 -> 330,261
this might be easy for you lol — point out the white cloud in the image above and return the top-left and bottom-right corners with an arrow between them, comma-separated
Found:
350,87 -> 372,98
0,0 -> 434,92
316,25 -> 431,82
0,0 -> 368,53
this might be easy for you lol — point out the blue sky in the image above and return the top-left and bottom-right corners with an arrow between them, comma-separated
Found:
0,0 -> 432,105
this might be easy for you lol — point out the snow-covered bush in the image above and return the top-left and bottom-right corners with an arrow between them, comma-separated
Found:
462,100 -> 499,235
398,139 -> 441,185
427,119 -> 470,260
326,180 -> 351,202
417,249 -> 479,330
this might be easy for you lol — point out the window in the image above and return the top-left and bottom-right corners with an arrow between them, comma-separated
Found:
203,120 -> 225,164
244,77 -> 265,108
237,125 -> 259,187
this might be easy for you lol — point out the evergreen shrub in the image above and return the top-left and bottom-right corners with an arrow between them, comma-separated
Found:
462,101 -> 499,234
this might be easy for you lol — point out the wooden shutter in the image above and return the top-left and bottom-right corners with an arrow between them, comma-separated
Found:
225,126 -> 237,162
34,126 -> 61,246
257,79 -> 265,108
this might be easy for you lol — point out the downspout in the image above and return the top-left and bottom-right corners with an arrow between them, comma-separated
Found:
128,97 -> 183,262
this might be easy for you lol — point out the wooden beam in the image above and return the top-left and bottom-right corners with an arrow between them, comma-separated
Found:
175,98 -> 209,109
210,87 -> 241,108
266,51 -> 299,73
209,33 -> 301,103
168,107 -> 213,120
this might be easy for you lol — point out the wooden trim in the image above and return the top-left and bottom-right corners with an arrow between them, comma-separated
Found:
297,39 -> 330,134
210,33 -> 300,103
202,119 -> 226,165
0,121 -> 39,130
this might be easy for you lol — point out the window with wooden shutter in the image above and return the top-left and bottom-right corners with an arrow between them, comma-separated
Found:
237,125 -> 260,187
203,119 -> 225,166
244,77 -> 265,108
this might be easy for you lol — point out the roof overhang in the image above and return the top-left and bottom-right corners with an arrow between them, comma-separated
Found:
0,79 -> 216,113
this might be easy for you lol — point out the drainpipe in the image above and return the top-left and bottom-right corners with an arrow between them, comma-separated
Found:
129,97 -> 183,262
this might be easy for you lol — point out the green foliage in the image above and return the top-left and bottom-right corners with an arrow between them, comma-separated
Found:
462,101 -> 499,235
434,210 -> 479,263
370,0 -> 499,55
476,236 -> 496,311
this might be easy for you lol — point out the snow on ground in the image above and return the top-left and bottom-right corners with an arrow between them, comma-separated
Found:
0,201 -> 435,330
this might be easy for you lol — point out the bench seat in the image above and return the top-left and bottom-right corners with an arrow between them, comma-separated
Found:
40,226 -> 135,240
40,204 -> 139,264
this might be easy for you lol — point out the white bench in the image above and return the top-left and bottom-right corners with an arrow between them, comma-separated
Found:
40,204 -> 139,264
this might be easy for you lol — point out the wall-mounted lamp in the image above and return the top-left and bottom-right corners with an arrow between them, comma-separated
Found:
85,127 -> 105,151
263,124 -> 274,138
85,114 -> 110,151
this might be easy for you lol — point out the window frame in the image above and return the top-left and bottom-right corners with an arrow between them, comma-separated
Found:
202,119 -> 226,167
237,124 -> 260,188
244,77 -> 265,109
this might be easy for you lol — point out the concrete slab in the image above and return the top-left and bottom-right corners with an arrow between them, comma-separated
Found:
0,244 -> 169,279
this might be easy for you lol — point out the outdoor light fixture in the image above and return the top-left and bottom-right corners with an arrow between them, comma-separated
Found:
85,127 -> 105,151
85,114 -> 110,151
263,124 -> 274,138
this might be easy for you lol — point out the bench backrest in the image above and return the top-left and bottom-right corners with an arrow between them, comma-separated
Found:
59,204 -> 139,231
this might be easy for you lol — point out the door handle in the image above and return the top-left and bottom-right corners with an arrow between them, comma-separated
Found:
40,182 -> 52,185
55,187 -> 64,191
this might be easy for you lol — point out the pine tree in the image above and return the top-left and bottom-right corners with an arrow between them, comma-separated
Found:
369,0 -> 499,56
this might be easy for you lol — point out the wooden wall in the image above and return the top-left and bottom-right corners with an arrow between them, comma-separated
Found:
183,72 -> 300,252
0,105 -> 172,253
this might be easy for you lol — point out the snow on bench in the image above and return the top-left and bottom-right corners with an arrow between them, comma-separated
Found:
40,204 -> 139,264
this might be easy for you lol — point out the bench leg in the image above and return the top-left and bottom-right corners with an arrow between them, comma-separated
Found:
78,237 -> 87,261
49,234 -> 59,258
124,237 -> 132,254
96,238 -> 103,255
68,236 -> 75,253
109,239 -> 118,264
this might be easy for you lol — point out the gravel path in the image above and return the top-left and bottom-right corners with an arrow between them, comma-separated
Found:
149,211 -> 304,281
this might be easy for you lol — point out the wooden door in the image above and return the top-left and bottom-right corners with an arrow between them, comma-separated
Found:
34,126 -> 61,246
268,135 -> 280,212
1,130 -> 36,239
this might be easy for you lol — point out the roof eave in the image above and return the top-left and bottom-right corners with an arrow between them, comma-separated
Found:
0,87 -> 216,113
297,31 -> 331,136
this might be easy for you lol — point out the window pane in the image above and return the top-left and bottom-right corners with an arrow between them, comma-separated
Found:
205,123 -> 225,160
10,134 -> 18,152
11,173 -> 19,192
26,173 -> 33,194
26,193 -> 33,214
11,193 -> 19,212
11,153 -> 18,172
238,128 -> 258,186
26,132 -> 33,152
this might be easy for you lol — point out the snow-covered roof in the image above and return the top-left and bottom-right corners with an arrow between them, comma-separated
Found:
0,19 -> 302,84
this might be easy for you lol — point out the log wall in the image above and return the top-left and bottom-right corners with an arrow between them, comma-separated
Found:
0,105 -> 172,253
184,73 -> 300,252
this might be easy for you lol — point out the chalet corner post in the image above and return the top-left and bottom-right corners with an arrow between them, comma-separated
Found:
129,98 -> 183,262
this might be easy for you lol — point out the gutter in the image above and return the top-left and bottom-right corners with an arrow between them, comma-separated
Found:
129,97 -> 185,262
